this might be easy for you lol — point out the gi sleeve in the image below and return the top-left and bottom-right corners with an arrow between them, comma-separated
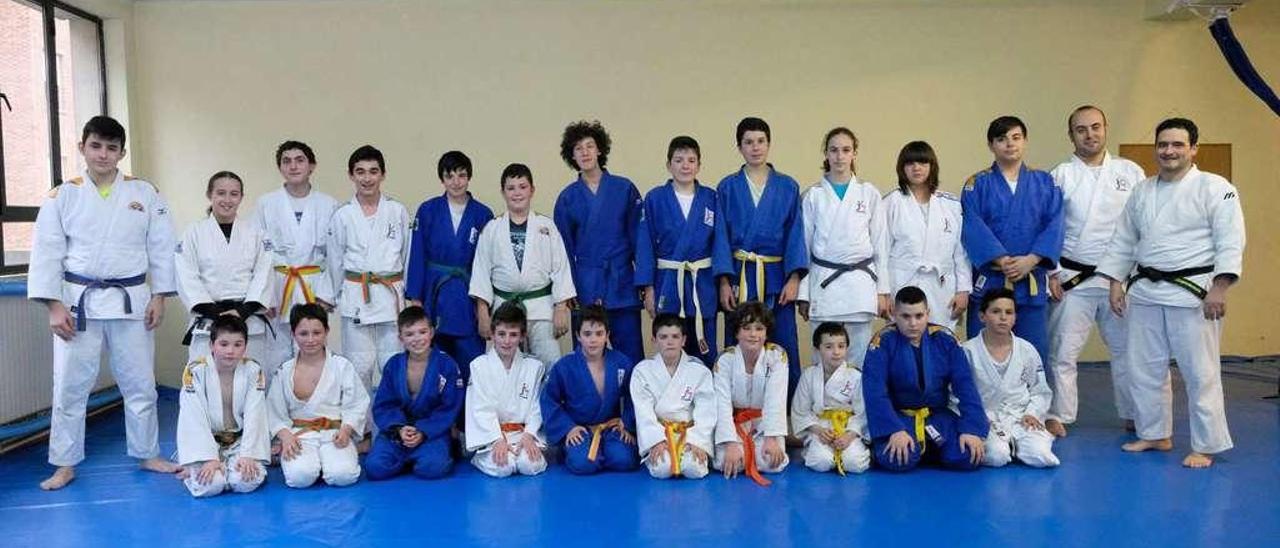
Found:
1022,344 -> 1053,421
762,347 -> 790,437
1029,173 -> 1065,268
325,209 -> 348,304
1209,181 -> 1245,280
944,337 -> 990,438
27,190 -> 67,302
468,223 -> 496,305
522,360 -> 548,442
266,372 -> 292,438
405,203 -> 430,303
371,357 -> 409,431
176,365 -> 219,465
797,189 -> 816,302
961,177 -> 1009,268
174,225 -> 213,311
633,195 -> 657,288
547,222 -> 578,304
339,359 -> 372,442
782,184 -> 810,281
712,353 -> 738,445
790,367 -> 820,435
861,334 -> 908,440
1096,188 -> 1140,282
688,368 -> 719,454
147,191 -> 179,295
239,362 -> 272,462
629,364 -> 662,455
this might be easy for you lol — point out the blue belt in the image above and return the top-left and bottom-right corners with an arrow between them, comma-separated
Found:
63,272 -> 147,331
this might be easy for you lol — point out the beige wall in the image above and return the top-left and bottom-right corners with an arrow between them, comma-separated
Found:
93,0 -> 1280,385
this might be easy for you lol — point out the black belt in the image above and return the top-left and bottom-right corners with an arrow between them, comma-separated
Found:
1128,264 -> 1214,300
1059,257 -> 1097,292
811,255 -> 876,289
182,299 -> 275,345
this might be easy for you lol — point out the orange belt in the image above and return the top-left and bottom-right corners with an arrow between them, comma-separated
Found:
500,422 -> 525,434
661,419 -> 693,476
275,265 -> 322,318
292,417 -> 342,433
344,270 -> 404,310
733,407 -> 771,487
587,418 -> 624,462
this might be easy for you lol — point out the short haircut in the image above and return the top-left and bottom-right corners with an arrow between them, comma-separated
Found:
1155,117 -> 1199,146
347,144 -> 385,174
81,115 -> 126,147
397,305 -> 433,330
560,120 -> 612,171
812,321 -> 849,348
895,140 -> 941,195
987,115 -> 1028,144
578,304 -> 610,333
289,302 -> 329,332
437,150 -> 473,180
735,117 -> 771,145
820,127 -> 859,173
979,287 -> 1017,313
209,315 -> 249,343
667,135 -> 701,162
651,312 -> 685,337
276,140 -> 316,166
894,285 -> 928,307
1067,105 -> 1107,130
500,163 -> 534,188
732,301 -> 774,333
492,302 -> 527,334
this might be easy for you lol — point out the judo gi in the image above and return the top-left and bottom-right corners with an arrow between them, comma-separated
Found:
539,349 -> 640,474
712,344 -> 791,483
464,350 -> 548,477
962,332 -> 1059,467
365,349 -> 464,480
175,215 -> 274,367
267,352 -> 369,488
630,353 -> 717,479
881,189 -> 970,330
791,362 -> 870,474
176,357 -> 270,496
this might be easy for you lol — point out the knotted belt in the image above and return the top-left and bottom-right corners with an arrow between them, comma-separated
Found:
344,270 -> 404,310
586,417 -> 624,462
733,250 -> 782,303
493,284 -> 553,309
901,407 -> 931,455
811,255 -> 877,289
292,417 -> 342,433
818,409 -> 853,476
63,271 -> 147,331
425,262 -> 469,324
213,430 -> 243,449
1058,257 -> 1097,292
660,419 -> 693,477
275,265 -> 322,318
732,407 -> 771,487
500,422 -> 526,434
1129,264 -> 1214,300
657,257 -> 712,347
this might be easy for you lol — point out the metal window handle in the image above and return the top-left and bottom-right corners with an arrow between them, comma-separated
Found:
0,92 -> 10,111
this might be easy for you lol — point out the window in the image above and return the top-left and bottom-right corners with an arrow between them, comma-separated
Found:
0,0 -> 106,274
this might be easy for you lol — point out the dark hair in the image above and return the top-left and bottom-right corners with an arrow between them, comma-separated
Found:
81,115 -> 126,148
651,312 -> 685,337
732,301 -> 774,333
500,163 -> 534,189
894,285 -> 928,307
578,304 -> 610,334
1067,105 -> 1107,131
895,141 -> 941,195
987,116 -> 1028,144
820,127 -> 859,173
560,120 -> 612,171
492,302 -> 527,334
205,171 -> 245,216
667,135 -> 701,162
979,287 -> 1017,313
347,144 -> 385,174
812,321 -> 849,348
209,315 -> 249,343
736,117 -> 771,145
289,303 -> 329,332
1155,117 -> 1199,146
437,150 -> 473,180
276,140 -> 316,166
397,305 -> 433,330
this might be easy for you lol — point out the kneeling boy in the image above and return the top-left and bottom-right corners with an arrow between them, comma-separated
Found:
792,322 -> 871,475
630,314 -> 717,479
713,302 -> 789,485
465,303 -> 547,477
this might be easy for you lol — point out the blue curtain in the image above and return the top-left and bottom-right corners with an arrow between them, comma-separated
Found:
1209,17 -> 1280,117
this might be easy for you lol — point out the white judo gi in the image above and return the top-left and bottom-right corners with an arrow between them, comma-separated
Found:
469,212 -> 577,369
464,350 -> 548,477
28,170 -> 177,467
798,178 -> 889,365
253,187 -> 339,376
1047,153 -> 1145,425
881,189 -> 970,330
175,216 -> 274,366
712,344 -> 790,474
327,194 -> 411,392
1098,166 -> 1244,455
267,353 -> 368,488
962,333 -> 1059,467
790,362 -> 870,474
630,353 -> 717,479
176,356 -> 270,497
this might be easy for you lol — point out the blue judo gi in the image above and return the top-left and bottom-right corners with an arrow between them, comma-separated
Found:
365,349 -> 464,480
539,349 -> 640,474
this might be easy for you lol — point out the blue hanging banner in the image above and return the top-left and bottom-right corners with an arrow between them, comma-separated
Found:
1209,17 -> 1280,117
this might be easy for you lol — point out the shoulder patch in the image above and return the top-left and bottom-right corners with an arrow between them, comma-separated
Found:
68,176 -> 84,186
767,343 -> 788,364
182,358 -> 206,392
722,346 -> 737,355
935,190 -> 959,201
963,170 -> 988,191
927,324 -> 957,341
869,324 -> 897,350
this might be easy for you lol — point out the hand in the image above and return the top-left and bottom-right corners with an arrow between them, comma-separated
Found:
1109,280 -> 1127,317
1003,255 -> 1038,282
265,307 -> 278,320
777,274 -> 800,306
520,433 -> 543,463
688,444 -> 709,465
762,436 -> 785,468
476,301 -> 492,339
883,431 -> 916,467
553,303 -> 571,338
1048,276 -> 1064,302
144,295 -> 166,330
333,425 -> 354,449
46,301 -> 76,341
219,309 -> 242,318
400,425 -> 423,448
618,428 -> 636,446
797,301 -> 810,321
949,292 -> 969,320
958,433 -> 985,466
196,459 -> 223,485
877,293 -> 892,320
1203,278 -> 1232,320
646,441 -> 669,467
277,430 -> 301,461
642,287 -> 656,318
721,442 -> 744,478
833,432 -> 858,451
235,456 -> 259,482
565,425 -> 587,447
808,425 -> 835,445
1021,415 -> 1044,431
492,436 -> 511,467
718,279 -> 737,312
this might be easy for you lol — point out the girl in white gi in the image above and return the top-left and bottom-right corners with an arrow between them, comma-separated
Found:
962,288 -> 1059,468
268,304 -> 368,488
713,302 -> 789,485
175,171 -> 274,367
798,127 -> 888,366
881,141 -> 970,330
175,316 -> 270,497
465,303 -> 548,477
631,314 -> 717,479
791,322 -> 870,475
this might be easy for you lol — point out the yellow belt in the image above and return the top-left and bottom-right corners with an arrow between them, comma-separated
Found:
657,257 -> 712,345
1004,275 -> 1039,297
661,419 -> 693,477
274,265 -> 322,318
733,250 -> 783,303
901,407 -> 930,455
819,409 -> 852,476
586,417 -> 624,462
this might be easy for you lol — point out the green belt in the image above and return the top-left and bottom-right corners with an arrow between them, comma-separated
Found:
494,284 -> 553,306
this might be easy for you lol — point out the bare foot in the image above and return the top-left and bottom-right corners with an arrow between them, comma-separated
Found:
1182,452 -> 1214,468
39,466 -> 76,491
140,457 -> 181,474
1122,438 -> 1173,452
1123,419 -> 1136,432
1045,419 -> 1067,438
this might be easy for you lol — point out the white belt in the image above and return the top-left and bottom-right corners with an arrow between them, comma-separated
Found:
657,257 -> 712,345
